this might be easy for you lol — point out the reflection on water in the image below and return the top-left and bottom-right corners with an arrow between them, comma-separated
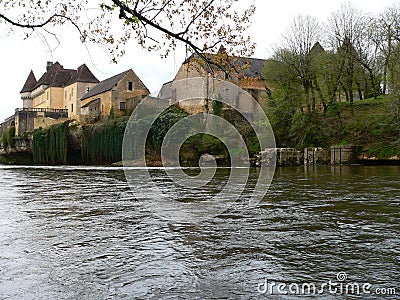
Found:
0,165 -> 399,299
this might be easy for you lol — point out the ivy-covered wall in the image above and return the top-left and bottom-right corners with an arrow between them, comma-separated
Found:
1,125 -> 16,150
32,122 -> 68,164
81,120 -> 127,164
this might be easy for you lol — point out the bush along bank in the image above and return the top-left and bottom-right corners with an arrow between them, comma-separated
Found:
21,98 -> 400,166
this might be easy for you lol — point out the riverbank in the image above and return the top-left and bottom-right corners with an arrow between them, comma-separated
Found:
1,98 -> 399,166
265,95 -> 400,159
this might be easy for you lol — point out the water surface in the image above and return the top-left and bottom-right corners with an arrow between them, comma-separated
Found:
0,165 -> 399,299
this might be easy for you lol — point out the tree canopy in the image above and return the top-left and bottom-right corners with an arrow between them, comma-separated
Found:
263,2 -> 400,151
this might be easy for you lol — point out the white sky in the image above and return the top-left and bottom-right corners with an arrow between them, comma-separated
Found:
0,0 -> 397,120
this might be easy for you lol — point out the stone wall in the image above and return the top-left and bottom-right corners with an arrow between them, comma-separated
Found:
304,147 -> 331,165
261,148 -> 303,166
331,145 -> 362,165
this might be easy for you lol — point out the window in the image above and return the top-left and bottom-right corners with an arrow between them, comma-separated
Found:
120,102 -> 126,110
71,103 -> 74,113
86,87 -> 90,92
128,82 -> 133,91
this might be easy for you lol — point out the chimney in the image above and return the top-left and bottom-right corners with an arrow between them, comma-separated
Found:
46,61 -> 53,72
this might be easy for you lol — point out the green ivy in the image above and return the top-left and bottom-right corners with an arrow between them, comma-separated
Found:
32,122 -> 68,164
1,125 -> 16,151
81,119 -> 127,163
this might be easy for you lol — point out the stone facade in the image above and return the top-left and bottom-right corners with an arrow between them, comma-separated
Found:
159,51 -> 270,114
80,69 -> 149,121
20,62 -> 99,119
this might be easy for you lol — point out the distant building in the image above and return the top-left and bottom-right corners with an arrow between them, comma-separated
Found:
158,47 -> 270,114
2,61 -> 151,137
80,69 -> 149,120
20,61 -> 99,118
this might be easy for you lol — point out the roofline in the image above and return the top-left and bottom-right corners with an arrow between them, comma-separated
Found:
81,98 -> 100,108
81,69 -> 131,100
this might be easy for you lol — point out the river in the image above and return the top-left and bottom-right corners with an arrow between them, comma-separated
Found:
0,165 -> 398,299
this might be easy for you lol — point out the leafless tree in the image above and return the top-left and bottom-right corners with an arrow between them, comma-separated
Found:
276,15 -> 322,111
375,3 -> 400,94
326,3 -> 370,108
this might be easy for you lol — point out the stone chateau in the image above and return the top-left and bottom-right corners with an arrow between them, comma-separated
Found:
1,52 -> 269,137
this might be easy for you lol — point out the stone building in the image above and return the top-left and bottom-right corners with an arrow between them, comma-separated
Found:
80,69 -> 149,120
158,48 -> 270,114
20,61 -> 99,118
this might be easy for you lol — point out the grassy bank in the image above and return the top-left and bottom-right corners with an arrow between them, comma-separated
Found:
267,95 -> 400,158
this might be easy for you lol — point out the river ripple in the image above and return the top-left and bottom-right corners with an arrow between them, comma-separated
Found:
0,165 -> 399,299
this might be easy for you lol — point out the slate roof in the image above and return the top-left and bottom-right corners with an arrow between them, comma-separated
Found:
65,64 -> 99,86
24,62 -> 99,92
310,42 -> 325,55
50,69 -> 76,87
20,70 -> 37,93
81,70 -> 130,100
232,57 -> 266,79
33,61 -> 64,89
184,53 -> 267,80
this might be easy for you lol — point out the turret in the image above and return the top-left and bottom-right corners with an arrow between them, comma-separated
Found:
20,70 -> 37,108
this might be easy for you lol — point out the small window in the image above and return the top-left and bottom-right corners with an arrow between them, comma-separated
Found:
120,102 -> 126,110
71,103 -> 74,113
86,87 -> 90,92
128,82 -> 133,91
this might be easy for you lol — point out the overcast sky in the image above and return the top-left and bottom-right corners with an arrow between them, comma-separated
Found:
0,0 -> 397,120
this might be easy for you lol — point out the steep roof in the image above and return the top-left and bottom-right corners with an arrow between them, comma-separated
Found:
65,64 -> 99,86
20,70 -> 37,93
233,57 -> 266,79
50,69 -> 76,87
31,62 -> 99,90
310,42 -> 325,55
33,61 -> 64,89
81,70 -> 130,100
183,53 -> 267,80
